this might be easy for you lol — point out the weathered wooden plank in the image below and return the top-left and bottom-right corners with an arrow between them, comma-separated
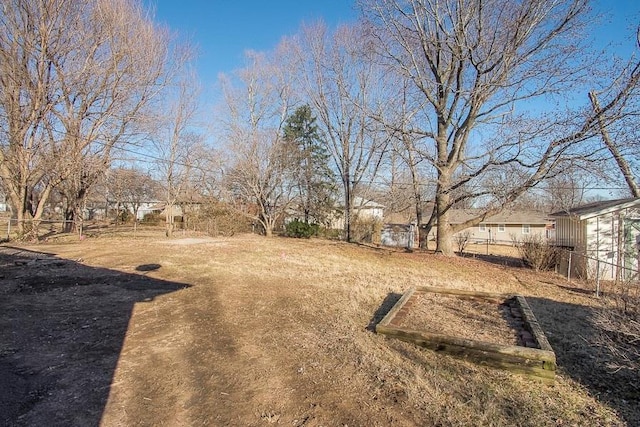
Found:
377,325 -> 555,362
377,326 -> 556,379
376,287 -> 557,380
376,287 -> 416,328
515,295 -> 554,353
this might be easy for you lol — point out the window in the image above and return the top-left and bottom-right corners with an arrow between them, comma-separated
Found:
522,224 -> 531,234
479,224 -> 487,232
498,224 -> 505,232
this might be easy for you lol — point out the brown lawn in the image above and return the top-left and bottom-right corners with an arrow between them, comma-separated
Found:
0,228 -> 637,426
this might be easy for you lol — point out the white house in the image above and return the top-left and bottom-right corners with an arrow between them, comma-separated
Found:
0,190 -> 8,212
551,198 -> 640,280
330,197 -> 385,230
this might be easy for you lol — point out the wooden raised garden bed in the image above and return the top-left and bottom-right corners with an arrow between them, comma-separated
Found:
376,286 -> 556,380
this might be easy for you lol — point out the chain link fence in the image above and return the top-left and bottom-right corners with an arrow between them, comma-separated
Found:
555,247 -> 639,297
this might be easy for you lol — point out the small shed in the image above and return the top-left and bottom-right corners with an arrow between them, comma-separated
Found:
380,223 -> 417,249
551,198 -> 640,280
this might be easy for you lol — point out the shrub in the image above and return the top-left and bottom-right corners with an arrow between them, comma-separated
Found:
190,203 -> 252,236
351,218 -> 382,244
285,219 -> 319,238
454,231 -> 472,254
512,233 -> 558,271
593,277 -> 640,375
317,226 -> 342,240
141,212 -> 162,225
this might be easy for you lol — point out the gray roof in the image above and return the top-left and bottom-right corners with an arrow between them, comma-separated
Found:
447,209 -> 551,225
550,198 -> 640,220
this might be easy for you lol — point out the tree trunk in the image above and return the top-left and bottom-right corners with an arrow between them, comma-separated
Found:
74,197 -> 86,237
435,204 -> 454,255
434,169 -> 454,255
406,149 -> 425,248
64,207 -> 74,233
165,203 -> 174,237
415,200 -> 425,249
343,168 -> 352,242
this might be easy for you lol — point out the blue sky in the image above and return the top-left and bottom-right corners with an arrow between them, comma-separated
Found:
146,0 -> 639,103
147,1 -> 358,83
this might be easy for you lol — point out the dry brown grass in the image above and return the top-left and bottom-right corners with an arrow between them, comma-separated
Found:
2,229 -> 637,426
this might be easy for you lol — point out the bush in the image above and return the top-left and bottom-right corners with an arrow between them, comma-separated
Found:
285,219 -> 319,238
141,212 -> 163,225
317,226 -> 342,240
351,218 -> 382,244
454,231 -> 472,254
593,276 -> 640,375
512,233 -> 558,271
190,203 -> 252,236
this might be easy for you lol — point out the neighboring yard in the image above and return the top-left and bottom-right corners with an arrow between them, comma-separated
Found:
1,229 -> 637,426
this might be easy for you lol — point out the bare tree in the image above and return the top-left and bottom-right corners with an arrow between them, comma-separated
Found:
152,68 -> 203,238
52,0 -> 170,235
0,0 -> 67,237
361,0 -> 636,255
588,33 -> 640,198
105,167 -> 159,229
106,167 -> 133,226
293,22 -> 390,241
0,0 -> 170,239
545,172 -> 589,212
384,79 -> 433,247
220,50 -> 297,237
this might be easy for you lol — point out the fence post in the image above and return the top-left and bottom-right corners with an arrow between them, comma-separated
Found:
407,224 -> 415,251
6,219 -> 10,240
595,259 -> 600,297
567,251 -> 572,282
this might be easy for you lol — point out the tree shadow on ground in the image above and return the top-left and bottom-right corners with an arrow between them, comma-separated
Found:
526,296 -> 639,426
0,246 -> 189,427
459,252 -> 525,268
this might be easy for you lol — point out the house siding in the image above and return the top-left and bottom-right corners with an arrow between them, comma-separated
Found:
585,215 -> 618,280
453,223 -> 547,245
554,216 -> 586,249
554,204 -> 640,280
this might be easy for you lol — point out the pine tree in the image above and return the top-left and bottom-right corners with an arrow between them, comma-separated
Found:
283,105 -> 336,225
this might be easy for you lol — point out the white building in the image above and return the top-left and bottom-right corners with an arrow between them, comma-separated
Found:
330,197 -> 385,230
551,198 -> 640,280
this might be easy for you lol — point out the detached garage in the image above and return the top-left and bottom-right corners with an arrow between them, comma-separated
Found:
551,198 -> 640,281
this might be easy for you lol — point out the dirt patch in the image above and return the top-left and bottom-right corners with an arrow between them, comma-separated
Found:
161,237 -> 218,245
0,230 -> 637,426
393,293 -> 521,346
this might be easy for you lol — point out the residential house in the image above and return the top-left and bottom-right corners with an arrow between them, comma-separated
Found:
551,198 -> 640,280
330,197 -> 385,230
137,201 -> 166,221
0,191 -> 8,213
445,209 -> 553,245
381,207 -> 551,249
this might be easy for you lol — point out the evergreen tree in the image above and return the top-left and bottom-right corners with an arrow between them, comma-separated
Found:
283,105 -> 336,225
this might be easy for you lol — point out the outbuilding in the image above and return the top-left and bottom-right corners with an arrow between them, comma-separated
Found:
551,198 -> 640,280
